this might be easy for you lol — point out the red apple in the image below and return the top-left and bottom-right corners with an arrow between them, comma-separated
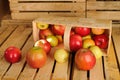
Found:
93,34 -> 108,49
39,28 -> 53,39
4,46 -> 21,63
51,25 -> 65,35
70,34 -> 82,52
75,48 -> 96,70
70,29 -> 75,36
74,27 -> 91,36
34,39 -> 51,54
26,47 -> 47,68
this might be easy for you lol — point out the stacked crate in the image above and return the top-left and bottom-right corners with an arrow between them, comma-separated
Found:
86,0 -> 120,20
9,0 -> 86,19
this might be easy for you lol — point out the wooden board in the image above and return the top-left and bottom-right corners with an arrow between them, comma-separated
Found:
0,24 -> 120,80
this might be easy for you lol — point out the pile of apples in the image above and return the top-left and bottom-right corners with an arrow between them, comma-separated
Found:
35,22 -> 109,70
3,22 -> 109,71
36,23 -> 109,52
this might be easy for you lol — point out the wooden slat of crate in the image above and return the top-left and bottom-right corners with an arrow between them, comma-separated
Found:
87,1 -> 120,10
34,56 -> 54,80
10,3 -> 85,11
87,11 -> 120,20
11,12 -> 85,20
0,26 -> 17,46
52,61 -> 69,80
0,25 -> 32,80
87,1 -> 120,20
72,63 -> 88,80
112,27 -> 120,68
104,42 -> 120,80
89,58 -> 104,80
9,0 -> 86,3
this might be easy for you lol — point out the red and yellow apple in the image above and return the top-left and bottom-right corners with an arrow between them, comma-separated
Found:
83,38 -> 95,48
75,48 -> 96,70
34,39 -> 51,54
26,47 -> 47,68
51,25 -> 65,35
39,28 -> 53,39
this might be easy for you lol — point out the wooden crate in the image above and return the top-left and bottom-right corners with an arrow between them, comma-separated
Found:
87,0 -> 120,20
9,0 -> 86,20
32,17 -> 112,55
0,25 -> 120,80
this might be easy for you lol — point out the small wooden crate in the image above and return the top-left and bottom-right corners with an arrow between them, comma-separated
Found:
87,0 -> 120,20
9,0 -> 86,20
32,17 -> 112,55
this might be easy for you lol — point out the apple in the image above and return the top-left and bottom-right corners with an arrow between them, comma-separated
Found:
70,34 -> 82,52
34,39 -> 51,54
83,38 -> 95,48
26,47 -> 47,68
36,22 -> 49,29
4,46 -> 21,63
39,28 -> 53,39
46,35 -> 58,47
82,35 -> 91,40
51,25 -> 65,35
89,46 -> 103,59
70,29 -> 75,36
75,48 -> 96,70
93,34 -> 108,49
74,27 -> 91,36
56,35 -> 63,43
92,28 -> 105,35
54,49 -> 69,63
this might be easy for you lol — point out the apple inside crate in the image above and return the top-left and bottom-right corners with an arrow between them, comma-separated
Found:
32,17 -> 112,55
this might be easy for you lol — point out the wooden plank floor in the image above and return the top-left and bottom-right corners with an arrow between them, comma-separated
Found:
0,25 -> 120,80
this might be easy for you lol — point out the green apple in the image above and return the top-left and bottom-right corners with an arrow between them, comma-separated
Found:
82,35 -> 91,40
36,22 -> 49,29
89,46 -> 103,59
46,35 -> 58,47
54,49 -> 69,63
83,38 -> 95,48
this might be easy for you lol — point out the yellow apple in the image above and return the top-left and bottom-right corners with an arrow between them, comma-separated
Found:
82,35 -> 91,40
54,49 -> 69,63
83,38 -> 95,48
89,46 -> 103,59
36,22 -> 49,29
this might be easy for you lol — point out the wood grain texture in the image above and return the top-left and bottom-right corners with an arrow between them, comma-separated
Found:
104,42 -> 120,80
0,25 -> 32,80
87,1 -> 120,10
87,11 -> 120,20
112,27 -> 120,68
